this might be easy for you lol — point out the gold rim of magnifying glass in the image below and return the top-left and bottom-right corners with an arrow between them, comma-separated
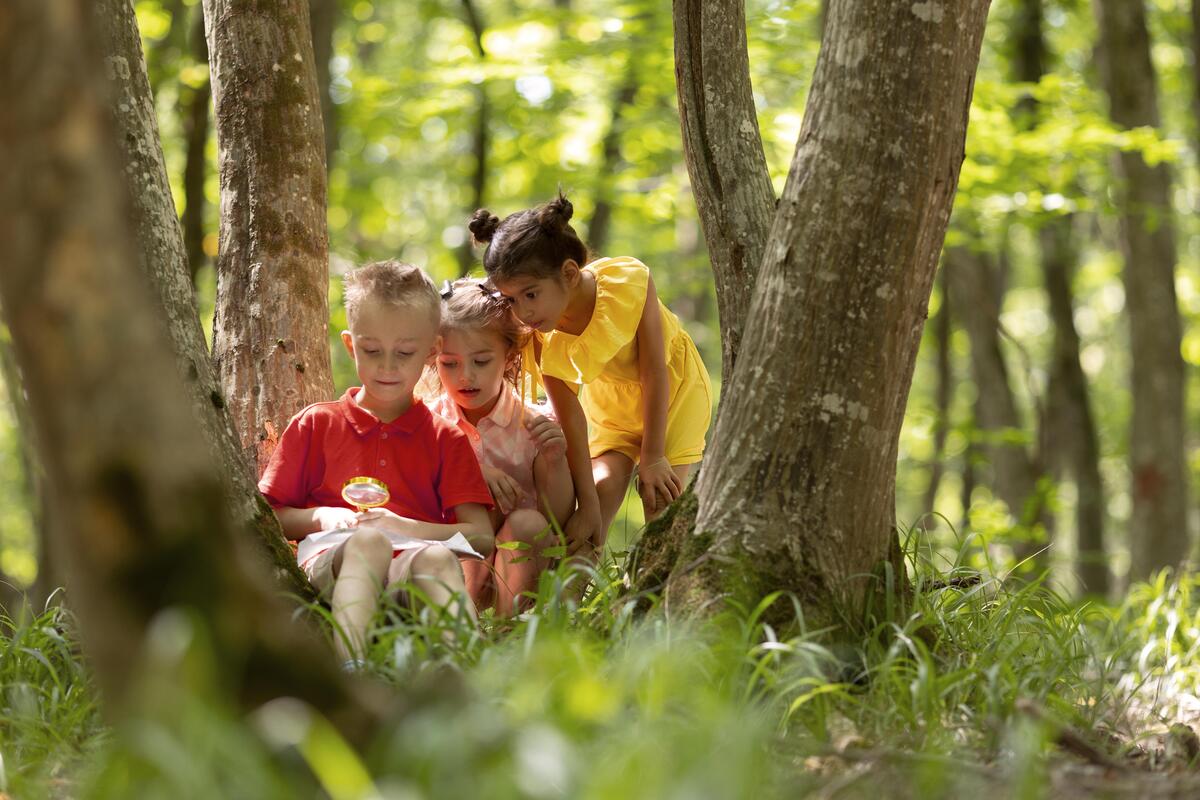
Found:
342,476 -> 389,510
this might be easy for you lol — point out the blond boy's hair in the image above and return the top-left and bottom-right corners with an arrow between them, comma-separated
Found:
343,260 -> 440,328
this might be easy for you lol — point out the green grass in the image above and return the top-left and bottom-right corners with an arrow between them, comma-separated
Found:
3,539 -> 1200,799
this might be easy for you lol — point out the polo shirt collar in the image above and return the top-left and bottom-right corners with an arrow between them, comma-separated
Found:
339,387 -> 429,435
445,385 -> 516,429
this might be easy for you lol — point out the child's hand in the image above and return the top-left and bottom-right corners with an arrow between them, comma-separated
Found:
637,458 -> 682,516
525,413 -> 567,462
483,465 -> 523,515
356,508 -> 419,537
565,504 -> 602,557
314,506 -> 359,532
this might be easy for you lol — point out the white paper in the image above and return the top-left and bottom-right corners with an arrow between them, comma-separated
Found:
297,527 -> 485,567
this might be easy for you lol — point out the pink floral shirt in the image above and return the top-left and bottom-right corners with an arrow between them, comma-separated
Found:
428,387 -> 549,511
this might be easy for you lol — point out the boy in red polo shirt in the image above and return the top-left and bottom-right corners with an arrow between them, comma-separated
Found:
259,261 -> 494,667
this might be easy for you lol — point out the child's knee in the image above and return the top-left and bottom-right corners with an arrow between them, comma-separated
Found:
342,528 -> 392,569
411,546 -> 463,581
505,509 -> 550,543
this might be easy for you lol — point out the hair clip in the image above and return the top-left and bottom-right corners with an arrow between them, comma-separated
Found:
478,283 -> 503,301
440,279 -> 454,300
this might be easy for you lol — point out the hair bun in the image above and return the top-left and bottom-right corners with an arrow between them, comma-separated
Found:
536,192 -> 574,232
469,209 -> 501,243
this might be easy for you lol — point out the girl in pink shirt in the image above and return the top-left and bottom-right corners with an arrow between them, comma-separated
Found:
428,278 -> 575,615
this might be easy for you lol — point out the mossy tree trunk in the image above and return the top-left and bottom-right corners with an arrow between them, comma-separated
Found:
1093,0 -> 1189,579
203,0 -> 335,475
97,0 -> 314,600
635,0 -> 990,628
0,0 -> 386,743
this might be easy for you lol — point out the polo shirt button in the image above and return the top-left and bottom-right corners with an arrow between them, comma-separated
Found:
381,432 -> 388,440
379,459 -> 386,466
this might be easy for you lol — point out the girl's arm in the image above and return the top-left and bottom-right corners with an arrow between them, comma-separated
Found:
528,413 -> 576,528
358,503 -> 495,557
635,274 -> 682,514
544,374 -> 602,552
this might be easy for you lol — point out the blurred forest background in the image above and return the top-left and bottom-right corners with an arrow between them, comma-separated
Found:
2,0 -> 1198,595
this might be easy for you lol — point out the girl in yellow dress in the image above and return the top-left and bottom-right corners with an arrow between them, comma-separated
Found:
468,193 -> 713,552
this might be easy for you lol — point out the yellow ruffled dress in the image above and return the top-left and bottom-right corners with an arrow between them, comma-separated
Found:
536,256 -> 712,465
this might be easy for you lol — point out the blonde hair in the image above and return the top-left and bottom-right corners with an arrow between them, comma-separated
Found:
343,260 -> 440,328
440,277 -> 530,387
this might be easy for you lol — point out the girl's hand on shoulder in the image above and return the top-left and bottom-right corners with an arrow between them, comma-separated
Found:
526,412 -> 567,462
314,506 -> 359,532
482,464 -> 523,515
637,457 -> 683,516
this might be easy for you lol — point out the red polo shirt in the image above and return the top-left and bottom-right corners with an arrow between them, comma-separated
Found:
259,387 -> 493,523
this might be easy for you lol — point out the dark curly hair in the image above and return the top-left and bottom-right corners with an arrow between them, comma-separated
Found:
469,192 -> 589,283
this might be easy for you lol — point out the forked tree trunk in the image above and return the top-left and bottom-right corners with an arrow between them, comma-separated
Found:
0,0 -> 385,741
673,0 -> 776,383
635,0 -> 991,626
1093,0 -> 1189,579
203,0 -> 335,474
97,0 -> 314,599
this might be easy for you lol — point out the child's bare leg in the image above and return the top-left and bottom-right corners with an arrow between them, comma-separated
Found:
405,546 -> 477,624
640,462 -> 694,522
460,557 -> 493,611
592,451 -> 635,552
491,509 -> 553,616
329,529 -> 393,662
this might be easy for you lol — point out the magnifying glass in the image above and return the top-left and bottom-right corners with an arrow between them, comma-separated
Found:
342,476 -> 390,513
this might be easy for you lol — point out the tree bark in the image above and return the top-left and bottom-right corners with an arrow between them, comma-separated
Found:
97,0 -> 312,599
1093,0 -> 1189,579
181,5 -> 211,284
673,0 -> 776,383
1041,221 -> 1108,595
0,0 -> 387,741
944,245 -> 1050,568
203,0 -> 335,475
636,0 -> 991,626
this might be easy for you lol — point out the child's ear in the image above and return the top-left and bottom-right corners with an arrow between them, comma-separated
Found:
340,330 -> 354,357
427,336 -> 442,364
561,259 -> 581,287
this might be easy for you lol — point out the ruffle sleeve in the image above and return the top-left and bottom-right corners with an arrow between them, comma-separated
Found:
540,257 -> 649,385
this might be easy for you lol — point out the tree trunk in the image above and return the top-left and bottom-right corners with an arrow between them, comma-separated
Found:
203,0 -> 335,475
922,270 -> 953,522
1010,0 -> 1107,595
944,245 -> 1050,568
1041,221 -> 1108,595
310,0 -> 338,170
673,0 -> 776,383
588,75 -> 638,256
181,4 -> 211,284
98,0 -> 312,599
1093,0 -> 1189,579
457,0 -> 489,276
635,0 -> 991,627
0,0 -> 386,742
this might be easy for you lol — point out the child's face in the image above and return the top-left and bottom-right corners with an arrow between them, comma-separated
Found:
437,327 -> 510,414
341,299 -> 437,409
493,269 -> 573,333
